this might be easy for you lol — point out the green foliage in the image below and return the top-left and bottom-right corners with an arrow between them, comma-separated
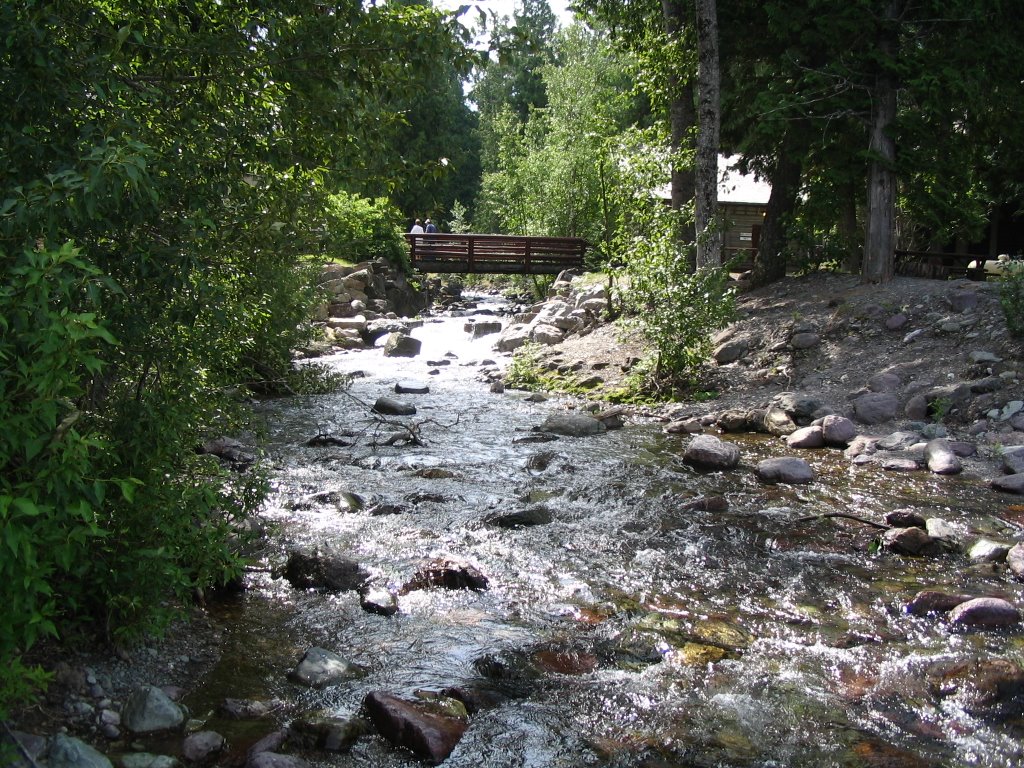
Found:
621,226 -> 736,385
0,244 -> 114,675
504,342 -> 552,390
0,0 -> 469,717
320,192 -> 408,268
999,260 -> 1024,338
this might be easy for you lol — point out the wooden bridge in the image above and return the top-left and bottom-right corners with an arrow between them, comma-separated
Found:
405,233 -> 588,274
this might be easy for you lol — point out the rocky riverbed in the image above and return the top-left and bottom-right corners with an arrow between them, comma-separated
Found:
7,270 -> 1024,768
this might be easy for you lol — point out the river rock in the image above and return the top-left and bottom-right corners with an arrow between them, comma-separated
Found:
288,716 -> 367,752
488,506 -> 553,528
394,380 -> 429,395
403,558 -> 489,592
362,691 -> 468,764
903,393 -> 928,420
877,431 -> 921,451
537,413 -> 606,437
930,658 -> 1024,719
755,457 -> 815,484
886,509 -> 927,529
595,406 -> 627,430
786,425 -> 825,448
283,548 -> 368,592
1003,446 -> 1024,474
359,584 -> 399,617
248,754 -> 310,768
713,338 -> 748,364
683,435 -> 741,471
467,320 -> 502,338
121,755 -> 180,768
182,731 -> 225,764
882,526 -> 942,557
991,474 -> 1024,494
762,406 -> 798,436
852,393 -> 900,424
220,699 -> 280,720
924,439 -> 962,475
904,590 -> 971,615
881,457 -> 920,472
372,396 -> 416,416
47,734 -> 112,768
771,393 -> 825,424
247,730 -> 287,760
820,415 -> 857,446
716,408 -> 758,432
122,685 -> 185,734
790,332 -> 820,350
969,539 -> 1011,563
288,648 -> 364,688
948,597 -> 1021,629
867,372 -> 901,393
1008,542 -> 1024,579
382,332 -> 421,357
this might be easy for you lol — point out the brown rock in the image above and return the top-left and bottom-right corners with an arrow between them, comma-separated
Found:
363,691 -> 468,764
882,526 -> 942,557
904,590 -> 971,616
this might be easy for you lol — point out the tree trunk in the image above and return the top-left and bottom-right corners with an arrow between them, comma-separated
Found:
862,1 -> 900,284
694,0 -> 721,270
661,0 -> 696,262
752,132 -> 803,286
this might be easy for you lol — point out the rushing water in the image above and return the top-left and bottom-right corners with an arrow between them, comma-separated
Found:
185,297 -> 1024,768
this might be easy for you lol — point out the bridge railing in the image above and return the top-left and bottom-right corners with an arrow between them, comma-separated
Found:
405,233 -> 588,274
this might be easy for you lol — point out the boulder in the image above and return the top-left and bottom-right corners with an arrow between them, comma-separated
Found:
682,435 -> 741,471
867,372 -> 902,393
283,548 -> 367,592
1003,446 -> 1024,474
992,474 -> 1024,495
487,506 -> 553,529
885,509 -> 927,529
288,648 -> 364,688
182,731 -> 225,765
372,396 -> 416,416
122,686 -> 186,734
948,597 -> 1021,629
786,425 -> 825,449
821,415 -> 857,446
402,558 -> 489,593
362,691 -> 468,765
466,320 -> 503,338
876,431 -> 921,451
924,439 -> 962,475
904,590 -> 971,616
1008,542 -> 1024,579
47,734 -> 113,768
771,393 -> 825,425
714,338 -> 748,364
247,755 -> 310,768
394,380 -> 429,395
852,392 -> 900,424
790,332 -> 820,350
537,413 -> 606,437
382,332 -> 421,358
359,584 -> 399,617
969,539 -> 1011,563
881,526 -> 943,557
755,457 -> 815,484
287,716 -> 367,752
531,323 -> 565,345
762,407 -> 798,436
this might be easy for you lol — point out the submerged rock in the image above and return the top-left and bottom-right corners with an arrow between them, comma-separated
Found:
537,413 -> 606,437
755,457 -> 815,484
288,715 -> 367,753
182,731 -> 225,764
288,648 -> 364,688
904,590 -> 971,616
929,658 -> 1024,720
362,691 -> 468,764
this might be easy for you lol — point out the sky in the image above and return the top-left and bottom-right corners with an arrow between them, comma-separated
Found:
434,0 -> 576,31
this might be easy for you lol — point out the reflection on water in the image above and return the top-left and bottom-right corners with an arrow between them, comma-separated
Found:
186,297 -> 1024,767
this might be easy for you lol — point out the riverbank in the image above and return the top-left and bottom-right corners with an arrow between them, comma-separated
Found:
7,269 -> 1024,768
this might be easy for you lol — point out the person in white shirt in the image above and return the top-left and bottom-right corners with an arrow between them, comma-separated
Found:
410,219 -> 424,234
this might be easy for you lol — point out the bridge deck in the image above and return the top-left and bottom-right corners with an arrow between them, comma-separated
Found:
406,233 -> 587,274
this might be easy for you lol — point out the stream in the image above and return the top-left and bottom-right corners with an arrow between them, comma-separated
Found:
185,297 -> 1024,768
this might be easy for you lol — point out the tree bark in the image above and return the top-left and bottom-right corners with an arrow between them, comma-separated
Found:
752,132 -> 803,286
694,0 -> 721,270
661,0 -> 696,261
862,1 -> 901,284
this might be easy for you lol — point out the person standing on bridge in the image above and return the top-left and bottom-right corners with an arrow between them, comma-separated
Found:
424,219 -> 437,233
410,218 -> 424,234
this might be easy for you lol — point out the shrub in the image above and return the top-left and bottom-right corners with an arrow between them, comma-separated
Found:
319,191 -> 408,269
999,260 -> 1024,338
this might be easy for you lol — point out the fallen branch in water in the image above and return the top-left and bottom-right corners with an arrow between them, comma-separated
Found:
793,512 -> 891,530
